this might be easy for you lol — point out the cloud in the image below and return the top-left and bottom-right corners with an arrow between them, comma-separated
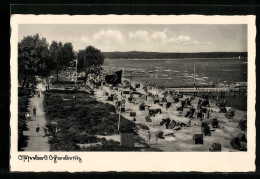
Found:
128,30 -> 150,42
150,29 -> 211,46
166,35 -> 211,46
151,31 -> 167,41
58,36 -> 91,51
151,28 -> 172,42
57,29 -> 211,51
93,29 -> 125,44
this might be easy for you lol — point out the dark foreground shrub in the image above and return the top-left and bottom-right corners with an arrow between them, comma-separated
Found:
44,90 -> 136,151
18,87 -> 32,150
82,139 -> 140,151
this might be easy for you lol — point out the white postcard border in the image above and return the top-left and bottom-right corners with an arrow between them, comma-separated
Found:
10,15 -> 256,172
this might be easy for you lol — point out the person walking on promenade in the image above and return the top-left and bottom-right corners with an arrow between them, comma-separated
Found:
38,91 -> 40,98
36,124 -> 40,134
33,106 -> 36,117
32,88 -> 35,95
25,112 -> 31,121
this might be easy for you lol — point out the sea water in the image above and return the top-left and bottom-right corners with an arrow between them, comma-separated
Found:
103,58 -> 247,88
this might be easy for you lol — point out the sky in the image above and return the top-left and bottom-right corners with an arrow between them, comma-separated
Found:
18,24 -> 247,53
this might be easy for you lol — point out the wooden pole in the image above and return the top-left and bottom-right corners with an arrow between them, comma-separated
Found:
193,64 -> 196,88
118,91 -> 122,130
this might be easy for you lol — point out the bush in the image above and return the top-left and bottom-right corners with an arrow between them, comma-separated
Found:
82,139 -> 140,151
18,87 -> 32,151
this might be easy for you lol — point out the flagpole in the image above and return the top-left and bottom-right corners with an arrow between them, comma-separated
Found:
118,90 -> 122,130
122,67 -> 124,81
76,59 -> 78,87
74,59 -> 77,87
193,64 -> 196,88
117,70 -> 123,131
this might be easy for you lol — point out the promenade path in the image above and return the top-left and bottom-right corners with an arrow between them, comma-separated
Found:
22,83 -> 50,151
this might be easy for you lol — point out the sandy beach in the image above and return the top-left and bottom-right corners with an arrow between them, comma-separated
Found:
91,78 -> 247,152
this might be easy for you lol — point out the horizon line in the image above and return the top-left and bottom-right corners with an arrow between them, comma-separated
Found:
101,51 -> 248,53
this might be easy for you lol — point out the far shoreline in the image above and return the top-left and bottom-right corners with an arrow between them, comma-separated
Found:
104,57 -> 248,61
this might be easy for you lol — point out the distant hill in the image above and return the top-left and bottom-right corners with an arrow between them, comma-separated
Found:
102,51 -> 247,59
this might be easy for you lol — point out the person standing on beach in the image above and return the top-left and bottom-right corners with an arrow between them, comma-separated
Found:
147,130 -> 151,145
33,106 -> 36,117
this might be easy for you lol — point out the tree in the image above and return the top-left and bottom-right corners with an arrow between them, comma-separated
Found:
50,41 -> 75,82
77,46 -> 104,82
18,34 -> 50,89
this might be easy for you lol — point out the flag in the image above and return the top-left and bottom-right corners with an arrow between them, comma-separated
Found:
105,70 -> 122,86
